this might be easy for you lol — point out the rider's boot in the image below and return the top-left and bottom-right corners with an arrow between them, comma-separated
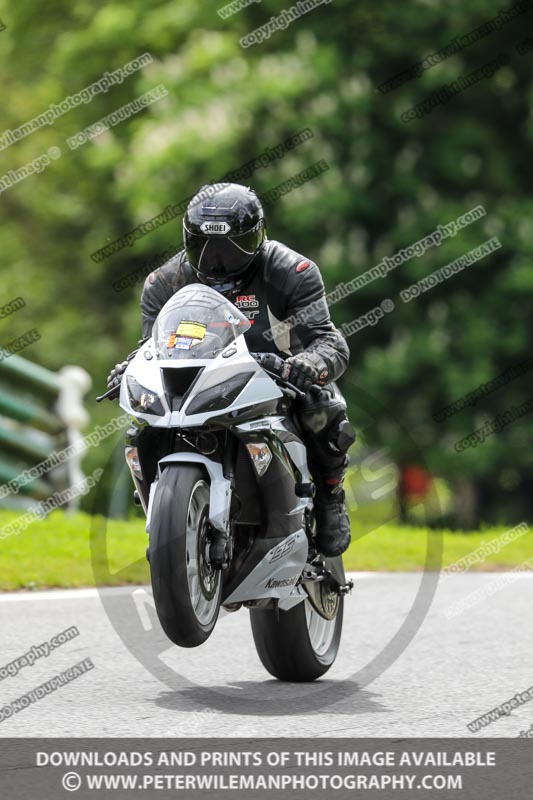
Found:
313,469 -> 351,557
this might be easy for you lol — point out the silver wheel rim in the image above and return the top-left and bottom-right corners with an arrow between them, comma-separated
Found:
304,599 -> 337,657
185,480 -> 221,626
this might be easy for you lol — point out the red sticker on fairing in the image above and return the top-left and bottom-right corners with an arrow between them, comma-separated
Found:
296,260 -> 311,273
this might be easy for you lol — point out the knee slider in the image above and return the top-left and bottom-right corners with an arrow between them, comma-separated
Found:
335,420 -> 356,453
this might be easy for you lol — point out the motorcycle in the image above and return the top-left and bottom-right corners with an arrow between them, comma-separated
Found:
98,283 -> 352,681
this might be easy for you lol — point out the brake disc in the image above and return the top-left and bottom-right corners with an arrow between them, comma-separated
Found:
304,579 -> 340,620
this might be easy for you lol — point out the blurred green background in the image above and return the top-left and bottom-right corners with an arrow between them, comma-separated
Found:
0,0 -> 531,528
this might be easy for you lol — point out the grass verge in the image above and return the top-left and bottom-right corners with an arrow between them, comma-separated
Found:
0,510 -> 530,590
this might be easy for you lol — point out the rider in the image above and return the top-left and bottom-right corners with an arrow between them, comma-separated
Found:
108,183 -> 355,556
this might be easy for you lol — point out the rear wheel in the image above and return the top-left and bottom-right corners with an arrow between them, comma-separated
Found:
249,582 -> 343,681
149,465 -> 222,648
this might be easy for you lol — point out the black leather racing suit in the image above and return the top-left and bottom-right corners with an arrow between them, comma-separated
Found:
140,239 -> 354,490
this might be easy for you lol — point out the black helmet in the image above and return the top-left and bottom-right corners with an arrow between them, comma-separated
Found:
183,183 -> 265,292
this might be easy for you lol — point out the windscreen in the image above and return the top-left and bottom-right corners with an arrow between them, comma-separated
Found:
153,283 -> 251,360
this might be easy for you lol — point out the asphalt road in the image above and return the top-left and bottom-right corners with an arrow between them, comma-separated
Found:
1,573 -> 532,738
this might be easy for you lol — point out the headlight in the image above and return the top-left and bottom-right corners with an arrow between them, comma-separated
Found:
126,376 -> 165,416
185,372 -> 254,416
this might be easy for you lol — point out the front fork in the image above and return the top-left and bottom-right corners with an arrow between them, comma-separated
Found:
124,422 -> 235,569
209,432 -> 238,569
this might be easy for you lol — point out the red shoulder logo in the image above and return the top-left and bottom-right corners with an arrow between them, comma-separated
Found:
296,260 -> 311,273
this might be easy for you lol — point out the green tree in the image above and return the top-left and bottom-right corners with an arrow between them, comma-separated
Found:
0,0 -> 531,522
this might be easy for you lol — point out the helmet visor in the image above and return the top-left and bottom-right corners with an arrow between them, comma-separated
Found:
184,222 -> 263,281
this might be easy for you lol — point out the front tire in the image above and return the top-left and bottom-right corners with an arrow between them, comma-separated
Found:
149,465 -> 222,648
249,589 -> 343,682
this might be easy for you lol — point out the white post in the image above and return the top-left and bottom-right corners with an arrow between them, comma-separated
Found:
54,366 -> 92,512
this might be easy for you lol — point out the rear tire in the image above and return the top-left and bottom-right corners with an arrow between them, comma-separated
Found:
250,593 -> 343,682
149,465 -> 221,648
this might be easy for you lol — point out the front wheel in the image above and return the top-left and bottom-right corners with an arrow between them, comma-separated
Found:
149,465 -> 222,648
249,587 -> 343,681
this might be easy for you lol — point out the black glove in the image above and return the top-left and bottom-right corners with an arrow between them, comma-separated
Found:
106,344 -> 144,392
285,352 -> 329,392
106,360 -> 129,391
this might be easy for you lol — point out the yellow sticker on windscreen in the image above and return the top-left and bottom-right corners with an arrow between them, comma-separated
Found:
176,321 -> 207,340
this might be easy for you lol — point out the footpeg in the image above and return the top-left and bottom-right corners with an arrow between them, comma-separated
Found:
337,579 -> 354,596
